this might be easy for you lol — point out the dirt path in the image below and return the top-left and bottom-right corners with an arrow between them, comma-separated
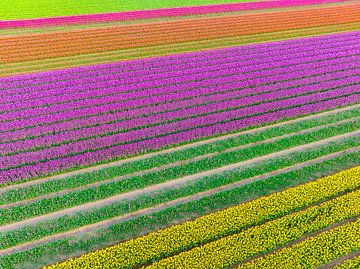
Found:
1,145 -> 358,257
2,103 -> 359,194
319,251 -> 360,268
1,129 -> 359,234
2,116 -> 358,209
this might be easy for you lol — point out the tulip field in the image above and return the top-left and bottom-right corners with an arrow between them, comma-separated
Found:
1,0 -> 360,268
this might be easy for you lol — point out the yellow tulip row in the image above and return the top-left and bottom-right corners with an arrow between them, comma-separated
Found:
238,218 -> 360,269
333,255 -> 360,269
148,189 -> 360,268
46,166 -> 360,269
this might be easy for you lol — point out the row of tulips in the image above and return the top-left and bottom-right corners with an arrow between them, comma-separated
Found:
1,93 -> 358,183
2,140 -> 359,250
148,189 -> 360,268
1,149 -> 358,269
3,50 -> 360,132
2,58 -> 359,144
239,218 -> 360,268
4,36 -> 357,103
2,105 -> 357,204
2,119 -> 358,225
46,166 -> 360,269
2,40 -> 359,113
4,76 -> 360,155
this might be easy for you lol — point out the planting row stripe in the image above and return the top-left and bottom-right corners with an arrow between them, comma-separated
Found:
2,143 -> 359,254
2,35 -> 358,101
0,0 -> 346,28
2,117 -> 357,226
43,166 -> 360,269
2,23 -> 359,79
1,105 -> 357,204
147,193 -> 360,269
1,94 -> 358,183
3,5 -> 356,48
2,148 -> 358,267
1,102 -> 356,191
238,219 -> 360,268
1,88 -> 357,172
2,77 -> 360,156
2,29 -> 360,87
2,50 -> 359,134
2,5 -> 359,63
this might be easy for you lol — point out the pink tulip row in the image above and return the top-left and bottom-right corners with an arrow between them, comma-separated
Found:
1,94 -> 357,184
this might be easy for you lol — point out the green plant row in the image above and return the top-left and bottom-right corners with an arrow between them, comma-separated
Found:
2,106 -> 358,206
238,219 -> 360,269
1,150 -> 359,269
147,190 -> 360,269
2,136 -> 359,250
2,118 -> 359,225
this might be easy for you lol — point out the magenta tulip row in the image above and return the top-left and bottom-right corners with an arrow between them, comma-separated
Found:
0,87 -> 358,171
1,52 -> 359,133
1,71 -> 360,155
1,94 -> 357,184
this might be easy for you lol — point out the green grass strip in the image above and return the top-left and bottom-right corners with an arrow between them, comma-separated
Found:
238,219 -> 360,269
0,0 -> 260,20
1,118 -> 358,225
2,105 -> 358,206
1,149 -> 359,269
147,190 -> 360,269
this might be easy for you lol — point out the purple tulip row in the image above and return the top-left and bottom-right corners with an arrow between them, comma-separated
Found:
1,64 -> 357,146
1,94 -> 357,184
0,87 -> 358,173
2,37 -> 359,102
2,54 -> 359,132
1,71 -> 360,155
2,41 -> 360,119
2,30 -> 360,88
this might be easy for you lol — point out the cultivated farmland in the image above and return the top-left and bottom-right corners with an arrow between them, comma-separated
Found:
0,0 -> 359,268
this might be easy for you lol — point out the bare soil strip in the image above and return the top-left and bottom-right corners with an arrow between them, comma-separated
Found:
318,251 -> 360,268
2,103 -> 358,194
2,116 -> 358,209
